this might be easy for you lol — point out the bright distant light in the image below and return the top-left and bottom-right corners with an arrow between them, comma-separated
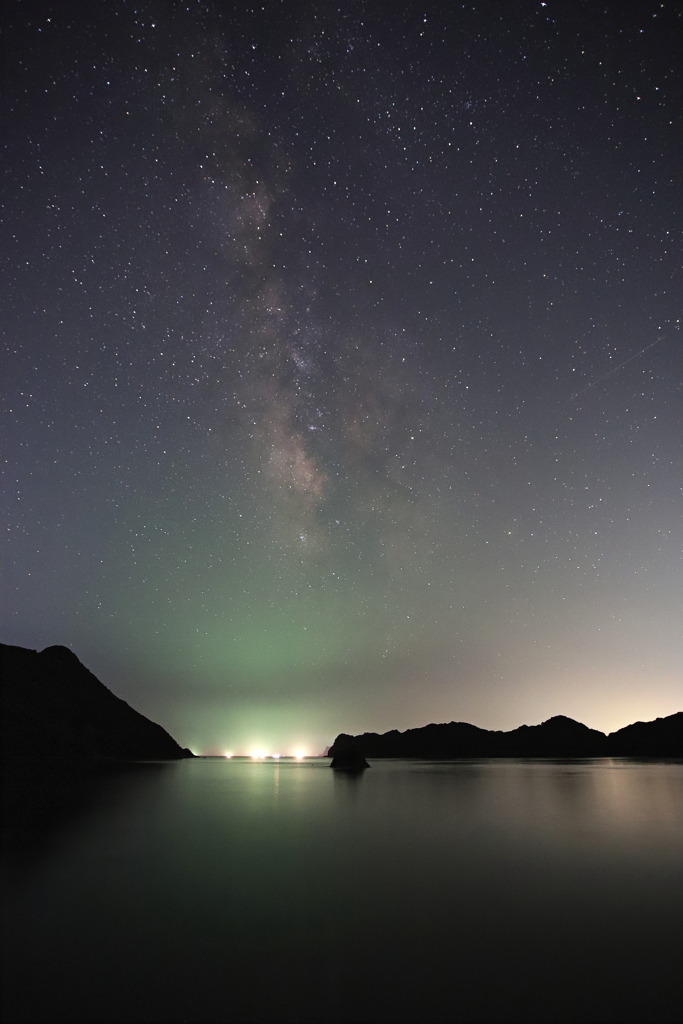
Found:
272,753 -> 281,759
250,750 -> 265,760
294,750 -> 305,760
224,752 -> 233,759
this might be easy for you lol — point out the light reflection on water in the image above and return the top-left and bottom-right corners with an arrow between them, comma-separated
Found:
2,758 -> 682,1022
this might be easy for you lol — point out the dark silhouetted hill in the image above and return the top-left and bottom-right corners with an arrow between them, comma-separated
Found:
607,713 -> 683,757
1,643 -> 193,760
329,712 -> 682,759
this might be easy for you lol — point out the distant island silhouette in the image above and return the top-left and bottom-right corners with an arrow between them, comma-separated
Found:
1,644 -> 193,760
329,712 -> 683,760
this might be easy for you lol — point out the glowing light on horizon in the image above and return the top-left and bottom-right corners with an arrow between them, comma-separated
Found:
294,750 -> 305,760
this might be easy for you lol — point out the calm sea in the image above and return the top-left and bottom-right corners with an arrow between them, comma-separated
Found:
2,757 -> 682,1022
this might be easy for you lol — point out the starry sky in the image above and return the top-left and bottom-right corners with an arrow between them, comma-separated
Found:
2,1 -> 681,755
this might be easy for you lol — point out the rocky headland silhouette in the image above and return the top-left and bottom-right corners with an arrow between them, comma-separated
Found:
329,711 -> 683,759
1,643 -> 193,760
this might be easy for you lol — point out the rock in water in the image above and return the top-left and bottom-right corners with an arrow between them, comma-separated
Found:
1,643 -> 193,760
329,737 -> 370,771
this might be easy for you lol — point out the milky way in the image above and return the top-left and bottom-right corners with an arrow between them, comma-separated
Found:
2,2 -> 681,753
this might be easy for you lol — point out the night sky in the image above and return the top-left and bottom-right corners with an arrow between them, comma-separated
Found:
2,1 -> 681,755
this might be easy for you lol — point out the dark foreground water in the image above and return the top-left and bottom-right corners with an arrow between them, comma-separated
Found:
2,757 -> 682,1022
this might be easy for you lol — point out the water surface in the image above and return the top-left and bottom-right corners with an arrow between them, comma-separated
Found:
2,757 -> 682,1021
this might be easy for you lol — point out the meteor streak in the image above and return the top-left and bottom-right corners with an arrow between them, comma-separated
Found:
569,336 -> 665,401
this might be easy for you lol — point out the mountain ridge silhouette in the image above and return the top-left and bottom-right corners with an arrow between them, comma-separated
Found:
1,643 -> 193,760
329,711 -> 683,759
